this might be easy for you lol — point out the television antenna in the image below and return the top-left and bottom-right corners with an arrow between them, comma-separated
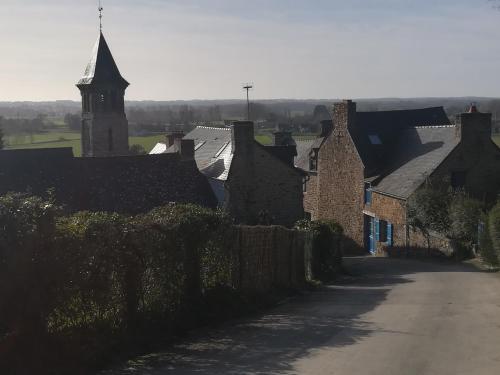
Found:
99,1 -> 104,31
243,83 -> 254,121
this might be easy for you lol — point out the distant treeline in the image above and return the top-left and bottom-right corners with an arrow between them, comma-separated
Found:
1,98 -> 500,135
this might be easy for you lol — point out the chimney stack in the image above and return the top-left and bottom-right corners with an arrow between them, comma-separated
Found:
231,121 -> 254,154
174,138 -> 195,160
166,131 -> 185,147
333,100 -> 356,133
320,120 -> 333,137
456,107 -> 492,148
272,130 -> 295,146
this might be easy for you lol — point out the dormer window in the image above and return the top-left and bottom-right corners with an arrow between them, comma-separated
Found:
368,135 -> 382,145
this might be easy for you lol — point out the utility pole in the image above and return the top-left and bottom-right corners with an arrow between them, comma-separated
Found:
243,84 -> 253,121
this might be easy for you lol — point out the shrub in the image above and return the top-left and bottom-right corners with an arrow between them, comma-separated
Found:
408,188 -> 451,239
488,202 -> 500,264
448,193 -> 483,243
296,219 -> 343,281
480,215 -> 499,266
0,193 -> 61,337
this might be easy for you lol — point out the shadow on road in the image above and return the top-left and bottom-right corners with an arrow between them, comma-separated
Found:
102,257 -> 479,375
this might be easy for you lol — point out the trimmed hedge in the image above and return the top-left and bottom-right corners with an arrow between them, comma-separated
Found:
0,195 -> 233,373
0,194 -> 325,374
296,219 -> 343,281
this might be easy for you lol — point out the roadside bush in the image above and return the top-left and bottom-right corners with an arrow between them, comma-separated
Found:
487,202 -> 500,265
408,188 -> 451,240
0,193 -> 62,372
448,193 -> 483,243
296,219 -> 343,281
479,215 -> 499,267
408,188 -> 486,258
448,193 -> 483,259
1,195 -> 312,374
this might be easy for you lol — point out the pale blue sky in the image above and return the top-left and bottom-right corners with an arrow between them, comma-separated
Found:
0,0 -> 499,101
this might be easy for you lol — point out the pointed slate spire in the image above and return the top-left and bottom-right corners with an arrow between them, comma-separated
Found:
77,32 -> 129,88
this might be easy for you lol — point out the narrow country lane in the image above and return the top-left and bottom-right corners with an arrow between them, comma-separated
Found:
103,257 -> 500,375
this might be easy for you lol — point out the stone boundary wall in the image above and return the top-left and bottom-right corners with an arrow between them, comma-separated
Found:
230,226 -> 309,292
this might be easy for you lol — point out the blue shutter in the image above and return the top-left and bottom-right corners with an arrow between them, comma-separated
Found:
375,218 -> 380,242
387,223 -> 393,247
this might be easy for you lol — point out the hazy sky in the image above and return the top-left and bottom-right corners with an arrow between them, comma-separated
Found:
0,0 -> 499,101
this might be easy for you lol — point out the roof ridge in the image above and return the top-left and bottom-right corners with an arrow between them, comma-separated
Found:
196,126 -> 231,131
360,106 -> 445,114
412,124 -> 457,129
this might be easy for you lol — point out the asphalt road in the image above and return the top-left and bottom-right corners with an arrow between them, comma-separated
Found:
104,257 -> 500,375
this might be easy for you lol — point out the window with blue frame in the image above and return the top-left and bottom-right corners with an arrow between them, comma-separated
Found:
364,183 -> 372,205
374,219 -> 393,247
387,223 -> 393,247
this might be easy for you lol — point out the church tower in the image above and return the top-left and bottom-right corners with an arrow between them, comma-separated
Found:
76,28 -> 130,157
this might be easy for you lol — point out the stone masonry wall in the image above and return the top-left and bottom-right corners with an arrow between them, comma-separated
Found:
430,142 -> 500,204
303,173 -> 319,219
85,113 -> 130,157
366,192 -> 407,251
227,142 -> 305,227
317,101 -> 366,250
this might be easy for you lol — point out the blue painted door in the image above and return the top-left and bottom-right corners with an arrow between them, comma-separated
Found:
369,217 -> 376,254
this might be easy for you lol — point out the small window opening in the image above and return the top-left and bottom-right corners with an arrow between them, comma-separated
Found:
365,183 -> 372,205
379,220 -> 388,243
368,135 -> 382,145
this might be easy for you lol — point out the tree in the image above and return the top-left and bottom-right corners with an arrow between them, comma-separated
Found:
0,116 -> 4,150
407,188 -> 451,247
129,144 -> 146,155
448,192 -> 483,243
207,105 -> 222,121
64,113 -> 81,131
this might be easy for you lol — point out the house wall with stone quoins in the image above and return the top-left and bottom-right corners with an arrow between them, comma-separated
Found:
317,100 -> 366,250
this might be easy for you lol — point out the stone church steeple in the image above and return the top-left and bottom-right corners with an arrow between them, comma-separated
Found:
76,31 -> 130,157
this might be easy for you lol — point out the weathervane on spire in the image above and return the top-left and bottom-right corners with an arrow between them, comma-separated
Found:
98,0 -> 104,31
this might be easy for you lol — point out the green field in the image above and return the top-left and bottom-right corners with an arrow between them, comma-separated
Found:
5,132 -> 165,157
5,132 -> 317,155
494,135 -> 500,147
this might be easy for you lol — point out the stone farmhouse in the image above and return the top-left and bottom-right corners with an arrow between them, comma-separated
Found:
298,100 -> 500,253
151,123 -> 305,227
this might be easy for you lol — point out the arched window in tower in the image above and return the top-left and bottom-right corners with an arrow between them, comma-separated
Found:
108,128 -> 113,152
100,93 -> 106,112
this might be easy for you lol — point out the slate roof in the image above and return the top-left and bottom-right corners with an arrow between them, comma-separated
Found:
77,32 -> 129,88
0,148 -> 217,213
371,125 -> 460,199
295,139 -> 319,171
150,126 -> 233,181
352,107 -> 451,177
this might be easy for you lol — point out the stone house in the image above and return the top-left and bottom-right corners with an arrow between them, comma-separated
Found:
151,122 -> 305,227
299,100 -> 500,253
